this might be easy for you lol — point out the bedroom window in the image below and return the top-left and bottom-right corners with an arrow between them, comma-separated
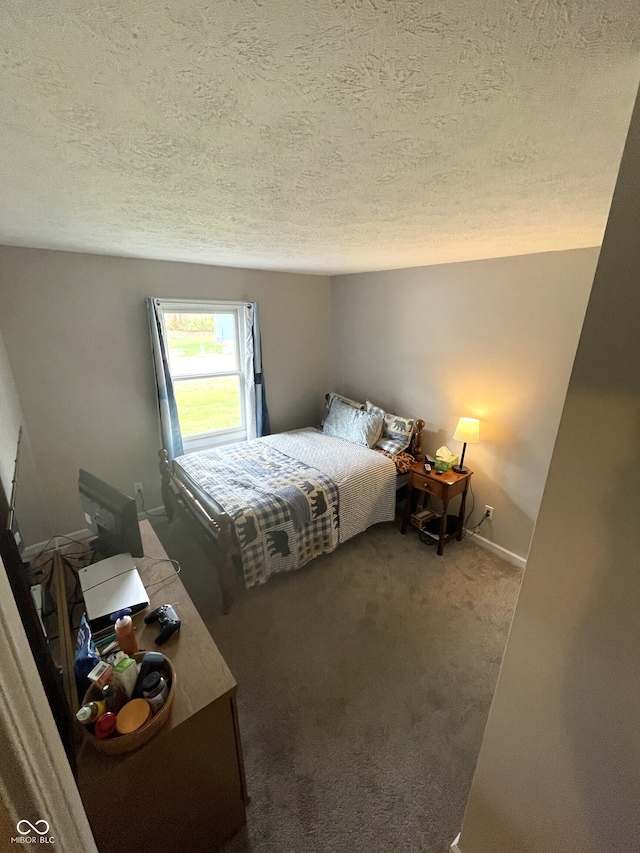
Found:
158,300 -> 248,451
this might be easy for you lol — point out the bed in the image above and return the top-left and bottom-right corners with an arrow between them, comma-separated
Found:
158,399 -> 424,614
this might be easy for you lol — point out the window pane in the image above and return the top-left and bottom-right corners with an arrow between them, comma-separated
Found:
174,376 -> 242,437
164,312 -> 238,377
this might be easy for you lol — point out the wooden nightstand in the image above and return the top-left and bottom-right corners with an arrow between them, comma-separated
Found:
401,462 -> 472,555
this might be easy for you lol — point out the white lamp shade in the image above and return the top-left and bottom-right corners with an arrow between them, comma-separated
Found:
453,417 -> 480,444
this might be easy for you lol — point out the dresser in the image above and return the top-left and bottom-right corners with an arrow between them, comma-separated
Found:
75,520 -> 248,853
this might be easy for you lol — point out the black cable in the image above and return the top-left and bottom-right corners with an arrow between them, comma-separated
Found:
67,572 -> 84,608
30,535 -> 89,565
60,554 -> 85,573
138,491 -> 169,519
30,537 -> 61,564
464,481 -> 476,528
463,506 -> 490,540
28,555 -> 54,584
69,600 -> 85,633
460,479 -> 491,537
55,535 -> 89,548
25,563 -> 47,586
60,554 -> 86,613
40,561 -> 57,619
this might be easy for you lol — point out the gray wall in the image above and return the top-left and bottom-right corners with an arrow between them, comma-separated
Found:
331,248 -> 598,560
0,329 -> 47,538
0,248 -> 331,542
458,88 -> 640,852
0,245 -> 599,561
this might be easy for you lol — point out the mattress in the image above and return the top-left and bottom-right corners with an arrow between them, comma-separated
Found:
260,428 -> 397,543
172,428 -> 398,587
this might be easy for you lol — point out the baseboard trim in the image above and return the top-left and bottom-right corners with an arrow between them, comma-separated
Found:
23,512 -> 165,560
470,533 -> 527,570
23,528 -> 93,559
140,505 -> 165,519
450,832 -> 462,852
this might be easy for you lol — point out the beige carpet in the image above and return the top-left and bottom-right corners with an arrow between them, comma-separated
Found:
152,513 -> 522,853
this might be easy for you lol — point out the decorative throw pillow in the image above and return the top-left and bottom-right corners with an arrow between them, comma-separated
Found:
322,392 -> 364,423
366,400 -> 414,455
323,399 -> 384,448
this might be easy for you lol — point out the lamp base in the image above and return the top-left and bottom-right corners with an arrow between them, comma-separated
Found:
452,465 -> 468,474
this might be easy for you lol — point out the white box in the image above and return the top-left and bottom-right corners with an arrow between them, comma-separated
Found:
78,553 -> 149,631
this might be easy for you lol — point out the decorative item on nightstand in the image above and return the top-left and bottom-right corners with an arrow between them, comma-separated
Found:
452,417 -> 479,474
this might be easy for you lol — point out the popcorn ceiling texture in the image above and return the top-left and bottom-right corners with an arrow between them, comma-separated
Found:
1,0 -> 639,274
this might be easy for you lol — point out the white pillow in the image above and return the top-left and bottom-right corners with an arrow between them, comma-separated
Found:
323,399 -> 384,448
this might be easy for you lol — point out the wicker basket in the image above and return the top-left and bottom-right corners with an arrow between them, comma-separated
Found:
80,652 -> 176,755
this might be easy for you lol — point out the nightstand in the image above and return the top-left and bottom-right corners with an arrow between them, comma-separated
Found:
401,462 -> 472,555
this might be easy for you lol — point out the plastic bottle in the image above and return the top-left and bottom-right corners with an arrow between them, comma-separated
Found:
142,671 -> 168,715
102,683 -> 125,713
94,712 -> 118,739
76,700 -> 107,725
110,608 -> 139,656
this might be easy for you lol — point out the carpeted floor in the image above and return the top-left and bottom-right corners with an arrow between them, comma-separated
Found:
152,512 -> 522,853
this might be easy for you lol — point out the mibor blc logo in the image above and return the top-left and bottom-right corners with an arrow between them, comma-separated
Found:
11,820 -> 55,844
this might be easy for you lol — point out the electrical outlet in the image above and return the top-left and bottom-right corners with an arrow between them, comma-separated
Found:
484,505 -> 494,520
134,482 -> 144,503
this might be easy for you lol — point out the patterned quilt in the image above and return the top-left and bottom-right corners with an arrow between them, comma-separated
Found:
261,429 -> 397,543
175,442 -> 339,588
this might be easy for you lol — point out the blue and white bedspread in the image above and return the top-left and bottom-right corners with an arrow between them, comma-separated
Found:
175,441 -> 339,588
261,429 -> 397,543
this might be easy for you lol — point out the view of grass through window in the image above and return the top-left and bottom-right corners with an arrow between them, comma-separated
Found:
166,312 -> 242,437
173,377 -> 241,436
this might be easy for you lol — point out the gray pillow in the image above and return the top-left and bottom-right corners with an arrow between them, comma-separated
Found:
322,392 -> 364,423
323,399 -> 384,448
366,400 -> 415,455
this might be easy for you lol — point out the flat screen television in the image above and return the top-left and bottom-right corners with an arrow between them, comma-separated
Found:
78,470 -> 143,558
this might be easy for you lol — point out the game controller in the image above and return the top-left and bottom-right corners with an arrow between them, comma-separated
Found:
144,604 -> 181,645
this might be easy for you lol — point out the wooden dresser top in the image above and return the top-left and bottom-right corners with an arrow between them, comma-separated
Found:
76,519 -> 235,775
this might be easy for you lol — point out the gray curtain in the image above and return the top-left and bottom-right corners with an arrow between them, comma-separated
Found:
244,302 -> 271,439
147,298 -> 184,460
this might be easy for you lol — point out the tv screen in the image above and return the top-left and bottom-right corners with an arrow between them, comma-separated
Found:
78,470 -> 143,558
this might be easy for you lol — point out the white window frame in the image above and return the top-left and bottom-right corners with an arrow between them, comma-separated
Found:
157,299 -> 249,452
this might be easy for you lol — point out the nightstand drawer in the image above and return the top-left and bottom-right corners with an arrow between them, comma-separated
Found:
411,473 -> 446,500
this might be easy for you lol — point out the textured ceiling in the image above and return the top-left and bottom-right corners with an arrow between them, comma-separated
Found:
1,1 -> 640,274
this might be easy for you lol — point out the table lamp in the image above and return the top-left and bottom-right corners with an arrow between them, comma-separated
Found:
452,417 -> 479,474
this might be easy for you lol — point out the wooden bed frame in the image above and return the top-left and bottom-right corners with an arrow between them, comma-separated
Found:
159,419 -> 424,615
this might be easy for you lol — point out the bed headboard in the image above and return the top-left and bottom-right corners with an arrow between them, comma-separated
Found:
409,420 -> 425,460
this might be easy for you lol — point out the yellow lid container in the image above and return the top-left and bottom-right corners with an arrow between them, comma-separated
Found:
116,698 -> 152,735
